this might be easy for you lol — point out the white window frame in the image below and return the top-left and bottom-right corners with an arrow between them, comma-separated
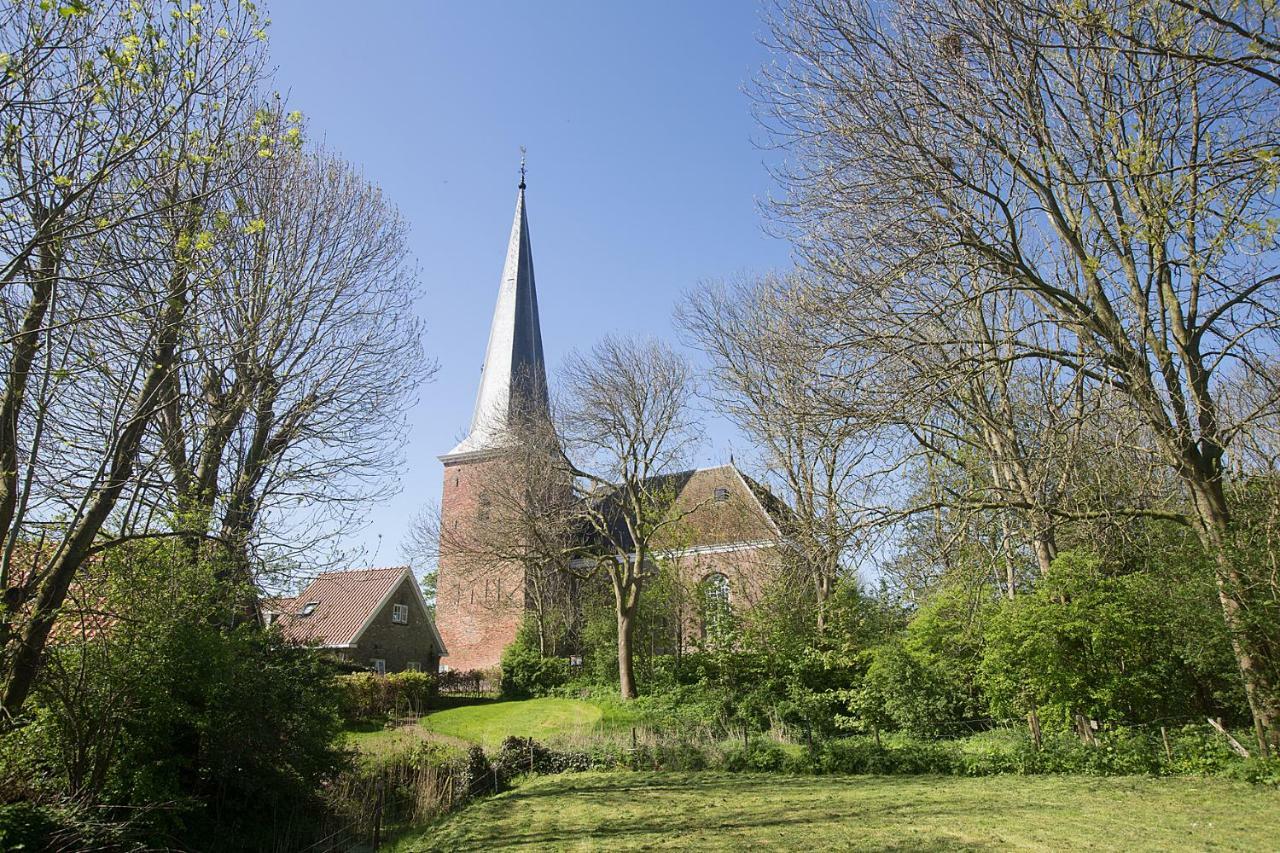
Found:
406,661 -> 421,672
299,601 -> 319,617
392,603 -> 409,624
371,658 -> 386,676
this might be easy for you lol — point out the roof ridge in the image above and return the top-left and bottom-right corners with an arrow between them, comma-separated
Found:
315,565 -> 409,577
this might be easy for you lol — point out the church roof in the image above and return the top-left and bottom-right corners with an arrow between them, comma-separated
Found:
444,177 -> 549,460
579,464 -> 789,553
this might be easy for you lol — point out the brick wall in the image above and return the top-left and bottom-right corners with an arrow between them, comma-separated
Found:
435,454 -> 525,672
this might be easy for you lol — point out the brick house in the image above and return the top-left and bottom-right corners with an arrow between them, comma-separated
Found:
435,175 -> 790,672
268,566 -> 446,674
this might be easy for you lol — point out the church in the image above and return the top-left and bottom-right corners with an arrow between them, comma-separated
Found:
434,175 -> 790,672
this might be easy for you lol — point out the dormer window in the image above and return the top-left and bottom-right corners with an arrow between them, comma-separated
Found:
713,487 -> 730,502
392,603 -> 409,624
299,601 -> 319,617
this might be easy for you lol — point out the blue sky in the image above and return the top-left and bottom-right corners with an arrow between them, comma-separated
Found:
265,1 -> 792,566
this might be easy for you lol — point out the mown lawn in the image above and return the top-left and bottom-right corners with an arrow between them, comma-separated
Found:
421,698 -> 603,749
344,698 -> 604,754
390,771 -> 1280,851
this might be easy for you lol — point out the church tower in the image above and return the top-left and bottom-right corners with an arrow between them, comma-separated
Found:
436,169 -> 549,672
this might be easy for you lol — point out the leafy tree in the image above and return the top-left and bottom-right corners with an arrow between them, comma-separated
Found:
980,551 -> 1244,728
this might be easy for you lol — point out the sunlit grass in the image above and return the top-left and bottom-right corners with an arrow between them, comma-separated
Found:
420,698 -> 603,749
343,698 -> 606,754
390,771 -> 1280,851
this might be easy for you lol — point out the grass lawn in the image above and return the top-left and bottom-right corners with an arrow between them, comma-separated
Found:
420,698 -> 603,749
390,771 -> 1280,851
344,698 -> 605,754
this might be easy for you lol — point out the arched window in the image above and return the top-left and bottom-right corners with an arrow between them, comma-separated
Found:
698,572 -> 732,643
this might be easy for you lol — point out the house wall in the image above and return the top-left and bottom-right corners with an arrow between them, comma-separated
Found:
349,577 -> 440,673
435,454 -> 525,672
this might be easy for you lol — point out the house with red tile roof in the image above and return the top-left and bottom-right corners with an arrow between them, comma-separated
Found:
267,566 -> 446,674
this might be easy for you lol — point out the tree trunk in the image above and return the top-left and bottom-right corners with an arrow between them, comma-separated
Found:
1189,475 -> 1279,756
616,587 -> 639,701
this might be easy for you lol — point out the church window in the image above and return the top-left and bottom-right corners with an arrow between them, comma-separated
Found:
392,603 -> 409,624
699,573 -> 732,642
713,487 -> 730,502
477,495 -> 492,521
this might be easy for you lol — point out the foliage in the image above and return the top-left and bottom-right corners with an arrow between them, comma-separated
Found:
979,551 -> 1245,728
336,670 -> 438,722
500,620 -> 570,699
7,546 -> 349,850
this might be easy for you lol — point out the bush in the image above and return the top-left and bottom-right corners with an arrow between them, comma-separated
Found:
500,640 -> 570,699
0,802 -> 60,851
387,670 -> 437,714
336,670 -> 438,722
723,740 -> 789,772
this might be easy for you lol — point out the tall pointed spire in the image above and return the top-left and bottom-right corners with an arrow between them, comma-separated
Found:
444,166 -> 549,459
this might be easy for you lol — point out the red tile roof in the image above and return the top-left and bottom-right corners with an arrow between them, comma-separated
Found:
275,566 -> 413,648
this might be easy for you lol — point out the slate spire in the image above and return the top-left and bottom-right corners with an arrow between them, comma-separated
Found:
444,168 -> 549,459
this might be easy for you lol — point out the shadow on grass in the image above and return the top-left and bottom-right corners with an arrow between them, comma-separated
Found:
407,774 -> 1008,852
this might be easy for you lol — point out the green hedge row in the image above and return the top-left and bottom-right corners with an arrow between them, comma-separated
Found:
335,671 -> 436,722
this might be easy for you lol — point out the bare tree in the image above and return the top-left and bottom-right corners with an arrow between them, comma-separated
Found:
680,273 -> 872,628
558,336 -> 702,699
761,0 -> 1280,749
157,131 -> 429,600
0,0 -> 269,719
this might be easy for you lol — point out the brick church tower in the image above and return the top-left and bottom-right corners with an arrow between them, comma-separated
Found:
436,170 -> 548,672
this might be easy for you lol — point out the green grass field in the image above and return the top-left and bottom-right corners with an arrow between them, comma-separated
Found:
345,698 -> 605,754
391,771 -> 1280,851
421,698 -> 603,749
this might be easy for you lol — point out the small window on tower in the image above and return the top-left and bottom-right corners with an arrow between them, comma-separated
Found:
392,603 -> 409,624
299,601 -> 319,617
477,495 -> 492,521
713,487 -> 730,502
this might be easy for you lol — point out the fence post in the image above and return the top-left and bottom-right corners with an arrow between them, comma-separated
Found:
1208,717 -> 1251,758
372,772 -> 385,849
1161,726 -> 1173,763
1027,711 -> 1042,751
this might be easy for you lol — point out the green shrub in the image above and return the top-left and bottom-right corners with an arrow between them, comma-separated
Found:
655,741 -> 710,771
0,802 -> 60,851
723,740 -> 789,772
500,624 -> 570,699
386,670 -> 437,714
336,670 -> 437,722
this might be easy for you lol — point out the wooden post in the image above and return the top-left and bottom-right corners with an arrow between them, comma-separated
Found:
1027,711 -> 1042,751
1208,717 -> 1251,758
371,773 -> 384,849
632,726 -> 637,751
1161,726 -> 1173,763
493,766 -> 499,794
1074,714 -> 1097,746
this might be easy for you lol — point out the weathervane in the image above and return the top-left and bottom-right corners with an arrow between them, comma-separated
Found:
519,146 -> 527,190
